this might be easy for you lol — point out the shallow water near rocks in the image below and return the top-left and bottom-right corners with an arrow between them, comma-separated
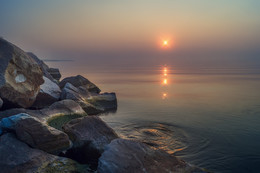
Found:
48,62 -> 260,173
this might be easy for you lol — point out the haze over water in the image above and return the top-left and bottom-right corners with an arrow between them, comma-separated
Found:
1,0 -> 260,172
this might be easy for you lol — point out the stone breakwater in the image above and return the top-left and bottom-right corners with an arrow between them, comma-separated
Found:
0,38 -> 208,173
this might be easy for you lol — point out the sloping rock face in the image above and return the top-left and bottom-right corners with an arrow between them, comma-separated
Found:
47,68 -> 61,81
61,83 -> 104,115
59,75 -> 101,94
27,52 -> 61,83
15,116 -> 71,155
98,138 -> 206,173
0,133 -> 90,173
0,38 -> 44,108
88,93 -> 117,112
32,76 -> 61,109
63,116 -> 118,166
0,100 -> 86,123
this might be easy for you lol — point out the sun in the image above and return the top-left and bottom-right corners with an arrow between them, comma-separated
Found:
163,40 -> 168,45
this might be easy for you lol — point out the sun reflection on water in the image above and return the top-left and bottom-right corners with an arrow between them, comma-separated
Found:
161,65 -> 169,99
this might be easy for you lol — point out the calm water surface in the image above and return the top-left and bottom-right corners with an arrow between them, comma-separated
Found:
49,62 -> 260,173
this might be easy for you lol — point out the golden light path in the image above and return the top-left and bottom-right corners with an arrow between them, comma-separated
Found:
162,66 -> 169,99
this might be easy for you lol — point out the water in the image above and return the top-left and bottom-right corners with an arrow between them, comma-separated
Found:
48,62 -> 260,172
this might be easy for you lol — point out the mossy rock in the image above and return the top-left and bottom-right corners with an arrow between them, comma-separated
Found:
47,114 -> 87,131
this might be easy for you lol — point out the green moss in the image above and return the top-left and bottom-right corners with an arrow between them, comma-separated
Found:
47,114 -> 87,130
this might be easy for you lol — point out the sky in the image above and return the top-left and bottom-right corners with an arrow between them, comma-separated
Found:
1,0 -> 260,72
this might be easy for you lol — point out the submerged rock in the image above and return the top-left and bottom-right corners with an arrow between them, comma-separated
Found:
63,116 -> 118,166
98,138 -> 206,173
0,133 -> 90,173
88,92 -> 117,112
0,38 -> 44,108
59,75 -> 101,94
32,76 -> 61,109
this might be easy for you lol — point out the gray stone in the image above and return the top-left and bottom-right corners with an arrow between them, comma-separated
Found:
47,68 -> 62,81
98,138 -> 207,173
88,92 -> 117,112
0,38 -> 44,108
61,83 -> 104,115
59,75 -> 101,93
63,116 -> 118,165
0,133 -> 90,173
32,76 -> 61,109
0,100 -> 86,123
15,116 -> 71,155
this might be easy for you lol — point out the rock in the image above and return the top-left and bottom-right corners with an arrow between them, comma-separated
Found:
47,68 -> 61,81
27,52 -> 57,83
59,75 -> 101,94
0,38 -> 44,108
88,92 -> 117,112
98,138 -> 206,173
32,76 -> 61,109
0,100 -> 86,123
62,116 -> 118,166
61,83 -> 104,115
0,97 -> 3,109
0,113 -> 32,131
0,133 -> 90,173
15,116 -> 71,155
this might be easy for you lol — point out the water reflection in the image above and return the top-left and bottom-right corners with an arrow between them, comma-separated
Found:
162,66 -> 169,99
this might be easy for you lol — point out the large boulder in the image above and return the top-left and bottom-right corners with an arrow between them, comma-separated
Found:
98,138 -> 206,173
59,75 -> 101,94
61,83 -> 104,115
0,133 -> 90,173
62,116 -> 118,166
0,113 -> 71,154
0,38 -> 44,108
32,76 -> 61,109
0,100 -> 86,123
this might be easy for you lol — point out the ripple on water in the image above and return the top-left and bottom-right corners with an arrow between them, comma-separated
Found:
113,122 -> 190,155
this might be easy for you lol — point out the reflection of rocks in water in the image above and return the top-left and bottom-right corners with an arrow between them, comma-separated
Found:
114,122 -> 188,155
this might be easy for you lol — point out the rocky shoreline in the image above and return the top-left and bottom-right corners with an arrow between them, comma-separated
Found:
0,38 -> 207,173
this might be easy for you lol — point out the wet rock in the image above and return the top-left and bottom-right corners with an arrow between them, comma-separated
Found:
59,75 -> 101,94
32,76 -> 61,109
0,133 -> 90,173
61,83 -> 104,115
98,138 -> 206,173
47,68 -> 62,81
0,100 -> 86,123
0,38 -> 44,108
63,116 -> 118,166
15,116 -> 71,155
88,92 -> 117,112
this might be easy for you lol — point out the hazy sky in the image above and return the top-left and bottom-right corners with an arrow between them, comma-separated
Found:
1,0 -> 260,71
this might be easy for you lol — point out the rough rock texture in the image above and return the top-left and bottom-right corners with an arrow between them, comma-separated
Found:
0,97 -> 3,109
61,83 -> 104,115
0,133 -> 90,173
59,75 -> 101,93
32,76 -> 61,109
0,113 -> 32,131
88,92 -> 117,112
98,138 -> 207,173
0,100 -> 86,123
47,68 -> 61,81
15,116 -> 71,155
63,116 -> 118,165
0,38 -> 44,108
